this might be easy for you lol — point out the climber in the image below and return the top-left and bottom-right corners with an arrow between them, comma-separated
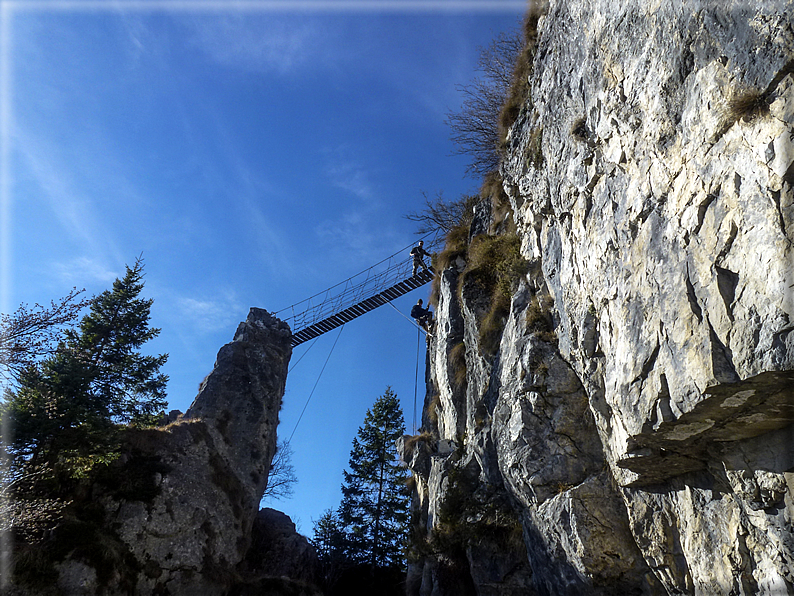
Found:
410,298 -> 434,333
410,240 -> 434,276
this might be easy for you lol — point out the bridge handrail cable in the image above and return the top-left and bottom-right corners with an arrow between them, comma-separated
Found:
275,232 -> 442,333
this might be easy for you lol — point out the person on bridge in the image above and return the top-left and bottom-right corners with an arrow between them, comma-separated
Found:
410,240 -> 434,276
411,299 -> 434,333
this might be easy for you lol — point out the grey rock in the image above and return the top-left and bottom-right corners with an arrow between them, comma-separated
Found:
239,508 -> 321,587
406,1 -> 794,594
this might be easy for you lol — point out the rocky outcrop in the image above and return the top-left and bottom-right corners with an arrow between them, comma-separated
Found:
11,308 -> 321,596
241,508 -> 321,585
104,307 -> 294,595
405,1 -> 794,595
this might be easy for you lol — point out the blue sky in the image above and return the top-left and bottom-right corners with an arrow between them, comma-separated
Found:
1,1 -> 525,534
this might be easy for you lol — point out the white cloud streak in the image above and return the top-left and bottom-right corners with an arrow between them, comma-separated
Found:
324,156 -> 375,202
52,256 -> 120,286
175,291 -> 244,334
14,129 -> 126,264
185,13 -> 323,75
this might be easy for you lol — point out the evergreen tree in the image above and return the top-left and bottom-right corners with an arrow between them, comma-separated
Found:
2,258 -> 168,471
312,508 -> 347,586
338,387 -> 409,571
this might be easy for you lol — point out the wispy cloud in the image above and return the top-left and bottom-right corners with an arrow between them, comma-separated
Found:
52,256 -> 120,287
315,145 -> 407,266
324,153 -> 375,202
175,291 -> 245,334
200,108 -> 295,278
15,130 -> 126,262
183,13 -> 326,76
315,209 -> 406,269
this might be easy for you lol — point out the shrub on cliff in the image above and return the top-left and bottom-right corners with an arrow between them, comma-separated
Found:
445,27 -> 524,178
461,233 -> 530,356
444,6 -> 546,178
499,7 -> 545,143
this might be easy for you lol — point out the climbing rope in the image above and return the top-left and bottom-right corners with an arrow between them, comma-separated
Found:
414,325 -> 420,435
286,324 -> 345,444
386,300 -> 430,336
384,299 -> 428,435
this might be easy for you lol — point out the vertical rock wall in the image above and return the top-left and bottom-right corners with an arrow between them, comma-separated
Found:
404,2 -> 794,595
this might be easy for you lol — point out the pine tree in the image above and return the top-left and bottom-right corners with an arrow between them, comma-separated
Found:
338,387 -> 409,571
312,508 -> 347,586
3,258 -> 168,471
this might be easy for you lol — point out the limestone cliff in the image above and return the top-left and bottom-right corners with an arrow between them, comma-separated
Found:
403,2 -> 794,594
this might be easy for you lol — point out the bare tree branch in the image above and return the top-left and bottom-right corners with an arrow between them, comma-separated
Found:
0,288 -> 90,385
263,440 -> 297,501
445,27 -> 524,178
405,192 -> 479,235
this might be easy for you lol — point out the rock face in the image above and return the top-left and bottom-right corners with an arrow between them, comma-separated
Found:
404,2 -> 794,595
20,308 -> 320,595
107,307 -> 294,595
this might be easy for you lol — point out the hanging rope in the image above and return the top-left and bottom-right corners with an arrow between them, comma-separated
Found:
414,325 -> 420,435
287,324 -> 345,444
288,336 -> 319,374
383,300 -> 428,435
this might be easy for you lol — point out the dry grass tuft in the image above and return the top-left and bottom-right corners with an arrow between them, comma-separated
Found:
726,89 -> 768,123
449,342 -> 468,393
498,6 -> 545,143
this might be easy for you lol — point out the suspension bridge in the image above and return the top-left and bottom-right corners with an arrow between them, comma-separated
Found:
275,235 -> 442,347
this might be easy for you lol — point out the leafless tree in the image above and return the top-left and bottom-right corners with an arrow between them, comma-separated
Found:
0,288 -> 89,386
263,440 -> 297,501
445,27 -> 524,178
405,191 -> 480,235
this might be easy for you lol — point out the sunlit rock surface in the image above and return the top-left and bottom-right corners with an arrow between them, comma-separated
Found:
405,1 -> 794,594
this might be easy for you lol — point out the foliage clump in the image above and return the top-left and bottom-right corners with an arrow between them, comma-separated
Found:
0,288 -> 91,385
725,88 -> 769,124
406,192 -> 480,236
401,431 -> 435,459
3,259 -> 167,478
446,28 -> 526,177
448,342 -> 467,393
498,7 -> 545,144
526,293 -> 556,343
408,463 -> 523,563
428,199 -> 478,307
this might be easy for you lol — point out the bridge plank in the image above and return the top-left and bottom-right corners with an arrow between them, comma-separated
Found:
290,271 -> 435,346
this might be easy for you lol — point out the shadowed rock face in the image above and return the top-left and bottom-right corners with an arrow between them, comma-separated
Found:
38,308 -> 310,596
185,307 -> 292,518
109,308 -> 294,595
405,1 -> 794,595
